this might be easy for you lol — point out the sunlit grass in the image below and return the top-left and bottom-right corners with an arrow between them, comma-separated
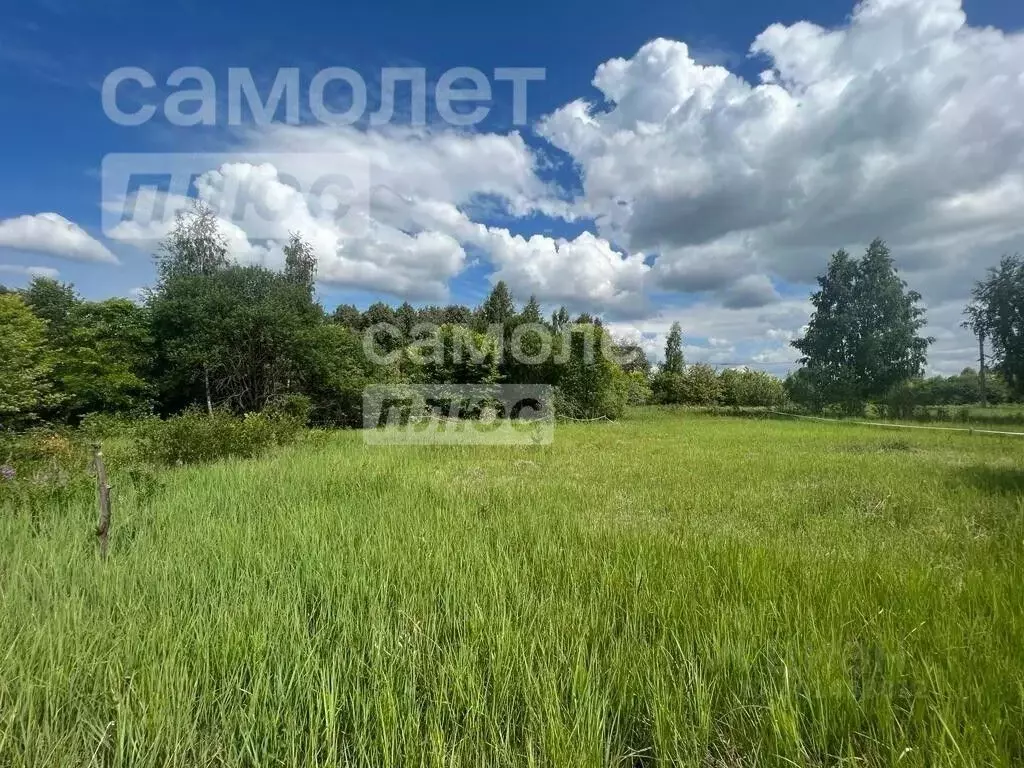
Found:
2,410 -> 1022,766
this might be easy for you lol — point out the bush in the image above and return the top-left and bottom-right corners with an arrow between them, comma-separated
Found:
138,408 -> 303,467
720,369 -> 786,408
682,364 -> 723,406
784,369 -> 823,412
625,371 -> 652,406
885,380 -> 928,419
79,412 -> 159,441
0,428 -> 95,525
266,393 -> 312,425
301,325 -> 396,428
651,371 -> 687,405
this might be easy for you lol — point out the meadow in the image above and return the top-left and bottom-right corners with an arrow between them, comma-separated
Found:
1,410 -> 1022,767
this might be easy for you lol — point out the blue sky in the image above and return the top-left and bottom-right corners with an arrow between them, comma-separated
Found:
1,0 -> 1023,372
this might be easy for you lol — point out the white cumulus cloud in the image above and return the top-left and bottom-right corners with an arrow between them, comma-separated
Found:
539,0 -> 1024,372
91,0 -> 1024,371
0,213 -> 118,264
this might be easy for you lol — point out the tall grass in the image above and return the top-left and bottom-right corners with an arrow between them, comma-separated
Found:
1,413 -> 1022,766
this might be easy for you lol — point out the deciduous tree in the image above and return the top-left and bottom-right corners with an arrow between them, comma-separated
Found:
969,254 -> 1024,396
792,239 -> 930,411
0,295 -> 58,425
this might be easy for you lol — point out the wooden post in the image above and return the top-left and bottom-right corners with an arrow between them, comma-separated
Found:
92,443 -> 112,559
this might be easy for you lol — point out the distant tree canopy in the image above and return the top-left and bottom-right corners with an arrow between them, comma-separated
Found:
968,254 -> 1024,397
663,322 -> 684,375
9,216 -> 1001,429
0,213 -> 652,427
791,239 -> 931,411
154,202 -> 229,284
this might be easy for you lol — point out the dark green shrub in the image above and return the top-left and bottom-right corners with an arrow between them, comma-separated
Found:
138,409 -> 302,467
651,371 -> 687,405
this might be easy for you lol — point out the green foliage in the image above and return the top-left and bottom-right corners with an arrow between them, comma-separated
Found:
0,429 -> 94,523
154,201 -> 229,284
550,305 -> 570,331
613,342 -> 651,376
883,379 -> 928,419
681,363 -> 722,406
654,365 -> 785,408
792,240 -> 931,411
720,368 -> 786,408
52,299 -> 154,421
138,408 -> 303,467
625,370 -> 652,406
652,366 -> 721,406
148,266 -> 321,414
651,370 -> 687,405
21,277 -> 77,342
331,303 -> 362,329
505,320 -> 555,385
360,302 -> 402,357
0,294 -> 58,426
969,254 -> 1024,396
915,368 -> 1010,407
299,324 -> 392,428
784,368 -> 822,411
519,294 -> 542,324
78,411 -> 158,442
410,324 -> 500,385
553,325 -> 628,419
394,302 -> 417,337
282,232 -> 317,294
881,370 -> 1015,420
478,280 -> 516,329
663,322 -> 684,374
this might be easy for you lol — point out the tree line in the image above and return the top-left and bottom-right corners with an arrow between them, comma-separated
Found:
2,215 -> 1020,431
0,205 -> 648,429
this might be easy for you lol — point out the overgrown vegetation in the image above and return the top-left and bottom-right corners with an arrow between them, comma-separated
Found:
4,216 -> 1022,433
3,216 -> 1024,765
2,412 -> 1022,766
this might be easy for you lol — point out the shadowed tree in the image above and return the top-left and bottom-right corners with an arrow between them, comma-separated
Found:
480,281 -> 516,328
792,239 -> 931,411
331,303 -> 362,329
21,277 -> 79,344
968,254 -> 1024,397
551,306 -> 570,331
520,295 -> 542,324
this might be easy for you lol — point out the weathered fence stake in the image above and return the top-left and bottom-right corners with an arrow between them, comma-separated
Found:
92,443 -> 112,559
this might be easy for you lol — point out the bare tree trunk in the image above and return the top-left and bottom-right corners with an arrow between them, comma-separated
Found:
92,444 -> 112,559
979,333 -> 988,408
204,364 -> 213,415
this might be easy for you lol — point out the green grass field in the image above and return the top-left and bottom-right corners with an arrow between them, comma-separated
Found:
2,411 -> 1023,766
